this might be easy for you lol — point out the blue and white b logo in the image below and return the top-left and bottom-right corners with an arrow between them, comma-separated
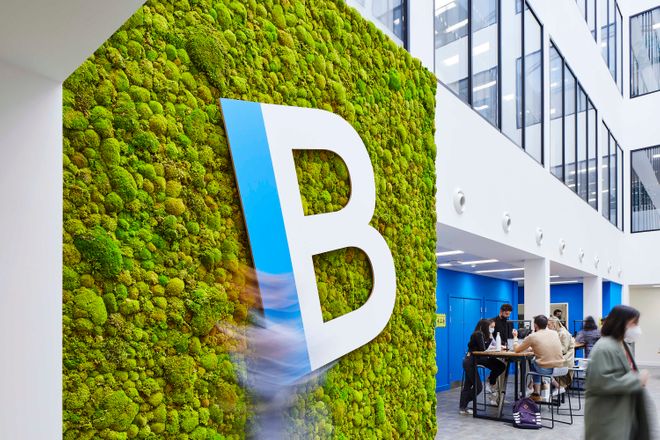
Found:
221,99 -> 396,373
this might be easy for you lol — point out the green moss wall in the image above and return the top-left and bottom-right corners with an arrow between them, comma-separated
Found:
62,0 -> 437,438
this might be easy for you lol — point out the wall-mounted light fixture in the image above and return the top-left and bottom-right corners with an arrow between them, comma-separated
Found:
453,189 -> 466,214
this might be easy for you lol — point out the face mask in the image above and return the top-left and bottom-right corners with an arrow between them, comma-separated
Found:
624,326 -> 643,343
489,327 -> 495,334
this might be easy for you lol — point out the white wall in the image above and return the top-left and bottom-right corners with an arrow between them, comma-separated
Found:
435,84 -> 627,279
0,60 -> 63,439
630,286 -> 660,366
0,2 -> 144,439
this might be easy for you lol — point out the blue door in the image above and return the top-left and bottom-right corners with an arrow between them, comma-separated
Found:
485,299 -> 505,321
448,297 -> 482,382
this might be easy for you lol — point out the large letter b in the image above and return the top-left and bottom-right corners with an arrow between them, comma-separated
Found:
221,99 -> 396,372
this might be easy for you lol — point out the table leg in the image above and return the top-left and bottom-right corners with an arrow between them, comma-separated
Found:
472,354 -> 477,418
520,358 -> 528,399
514,359 -> 519,400
497,359 -> 510,418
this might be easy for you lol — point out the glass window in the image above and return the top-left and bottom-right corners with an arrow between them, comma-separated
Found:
602,125 -> 610,216
587,100 -> 598,209
617,144 -> 623,228
600,0 -> 623,92
630,6 -> 660,97
565,67 -> 576,192
435,0 -> 470,103
631,145 -> 660,232
617,6 -> 623,94
587,0 -> 597,39
501,0 -> 523,147
524,8 -> 543,164
371,0 -> 407,42
435,0 -> 544,164
577,87 -> 588,201
576,0 -> 597,40
602,123 -> 623,229
472,0 -> 499,126
550,45 -> 564,181
350,1 -> 407,44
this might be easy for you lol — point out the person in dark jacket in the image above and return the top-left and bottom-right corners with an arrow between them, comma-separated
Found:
492,303 -> 514,345
576,315 -> 601,358
459,319 -> 506,414
585,305 -> 656,440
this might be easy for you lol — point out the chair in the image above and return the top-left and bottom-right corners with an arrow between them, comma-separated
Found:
526,366 -> 573,429
461,364 -> 489,411
568,358 -> 589,412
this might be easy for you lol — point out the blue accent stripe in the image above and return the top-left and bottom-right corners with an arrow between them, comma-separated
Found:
220,98 -> 311,373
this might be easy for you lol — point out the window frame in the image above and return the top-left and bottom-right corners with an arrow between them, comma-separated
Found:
629,5 -> 660,99
630,144 -> 660,233
434,0 -> 544,165
549,40 -> 599,211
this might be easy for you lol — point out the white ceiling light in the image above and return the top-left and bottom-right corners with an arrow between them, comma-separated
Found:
459,259 -> 498,265
653,285 -> 660,288
436,1 -> 457,14
653,153 -> 660,159
436,250 -> 464,257
473,42 -> 490,55
474,104 -> 490,111
473,80 -> 497,92
551,280 -> 580,285
476,267 -> 524,274
550,275 -> 561,278
438,263 -> 453,267
503,94 -> 515,101
444,55 -> 460,66
445,19 -> 468,33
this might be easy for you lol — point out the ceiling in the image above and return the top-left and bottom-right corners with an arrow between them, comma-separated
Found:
436,223 -> 596,285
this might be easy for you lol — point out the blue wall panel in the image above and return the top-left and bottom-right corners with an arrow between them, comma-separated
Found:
435,269 -> 518,391
549,284 -> 584,335
602,281 -> 622,317
518,283 -> 584,334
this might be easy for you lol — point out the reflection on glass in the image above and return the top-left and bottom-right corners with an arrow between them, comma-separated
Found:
631,145 -> 660,232
577,87 -> 588,201
550,45 -> 563,181
630,6 -> 660,97
501,0 -> 523,147
436,0 -> 470,103
472,0 -> 499,126
371,0 -> 407,42
602,123 -> 622,229
588,100 -> 598,209
600,0 -> 622,90
565,67 -> 576,191
602,125 -> 610,217
524,8 -> 542,164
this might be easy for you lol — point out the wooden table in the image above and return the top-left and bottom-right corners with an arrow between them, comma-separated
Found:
470,351 -> 535,423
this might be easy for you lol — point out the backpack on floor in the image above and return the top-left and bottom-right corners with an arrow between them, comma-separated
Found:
512,397 -> 542,429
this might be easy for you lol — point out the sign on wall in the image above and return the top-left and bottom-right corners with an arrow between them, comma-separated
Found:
221,99 -> 397,373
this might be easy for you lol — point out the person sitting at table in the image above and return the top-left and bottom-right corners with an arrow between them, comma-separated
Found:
512,315 -> 564,402
548,316 -> 575,393
459,319 -> 506,414
575,315 -> 600,358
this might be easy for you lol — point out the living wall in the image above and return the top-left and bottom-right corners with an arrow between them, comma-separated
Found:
62,0 -> 437,438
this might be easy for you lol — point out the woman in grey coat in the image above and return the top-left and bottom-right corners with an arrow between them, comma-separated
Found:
585,305 -> 656,440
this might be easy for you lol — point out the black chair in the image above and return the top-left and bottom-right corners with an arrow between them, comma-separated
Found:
526,366 -> 574,429
461,364 -> 490,411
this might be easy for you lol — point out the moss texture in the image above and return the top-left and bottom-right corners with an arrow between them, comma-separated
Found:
63,0 -> 437,438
